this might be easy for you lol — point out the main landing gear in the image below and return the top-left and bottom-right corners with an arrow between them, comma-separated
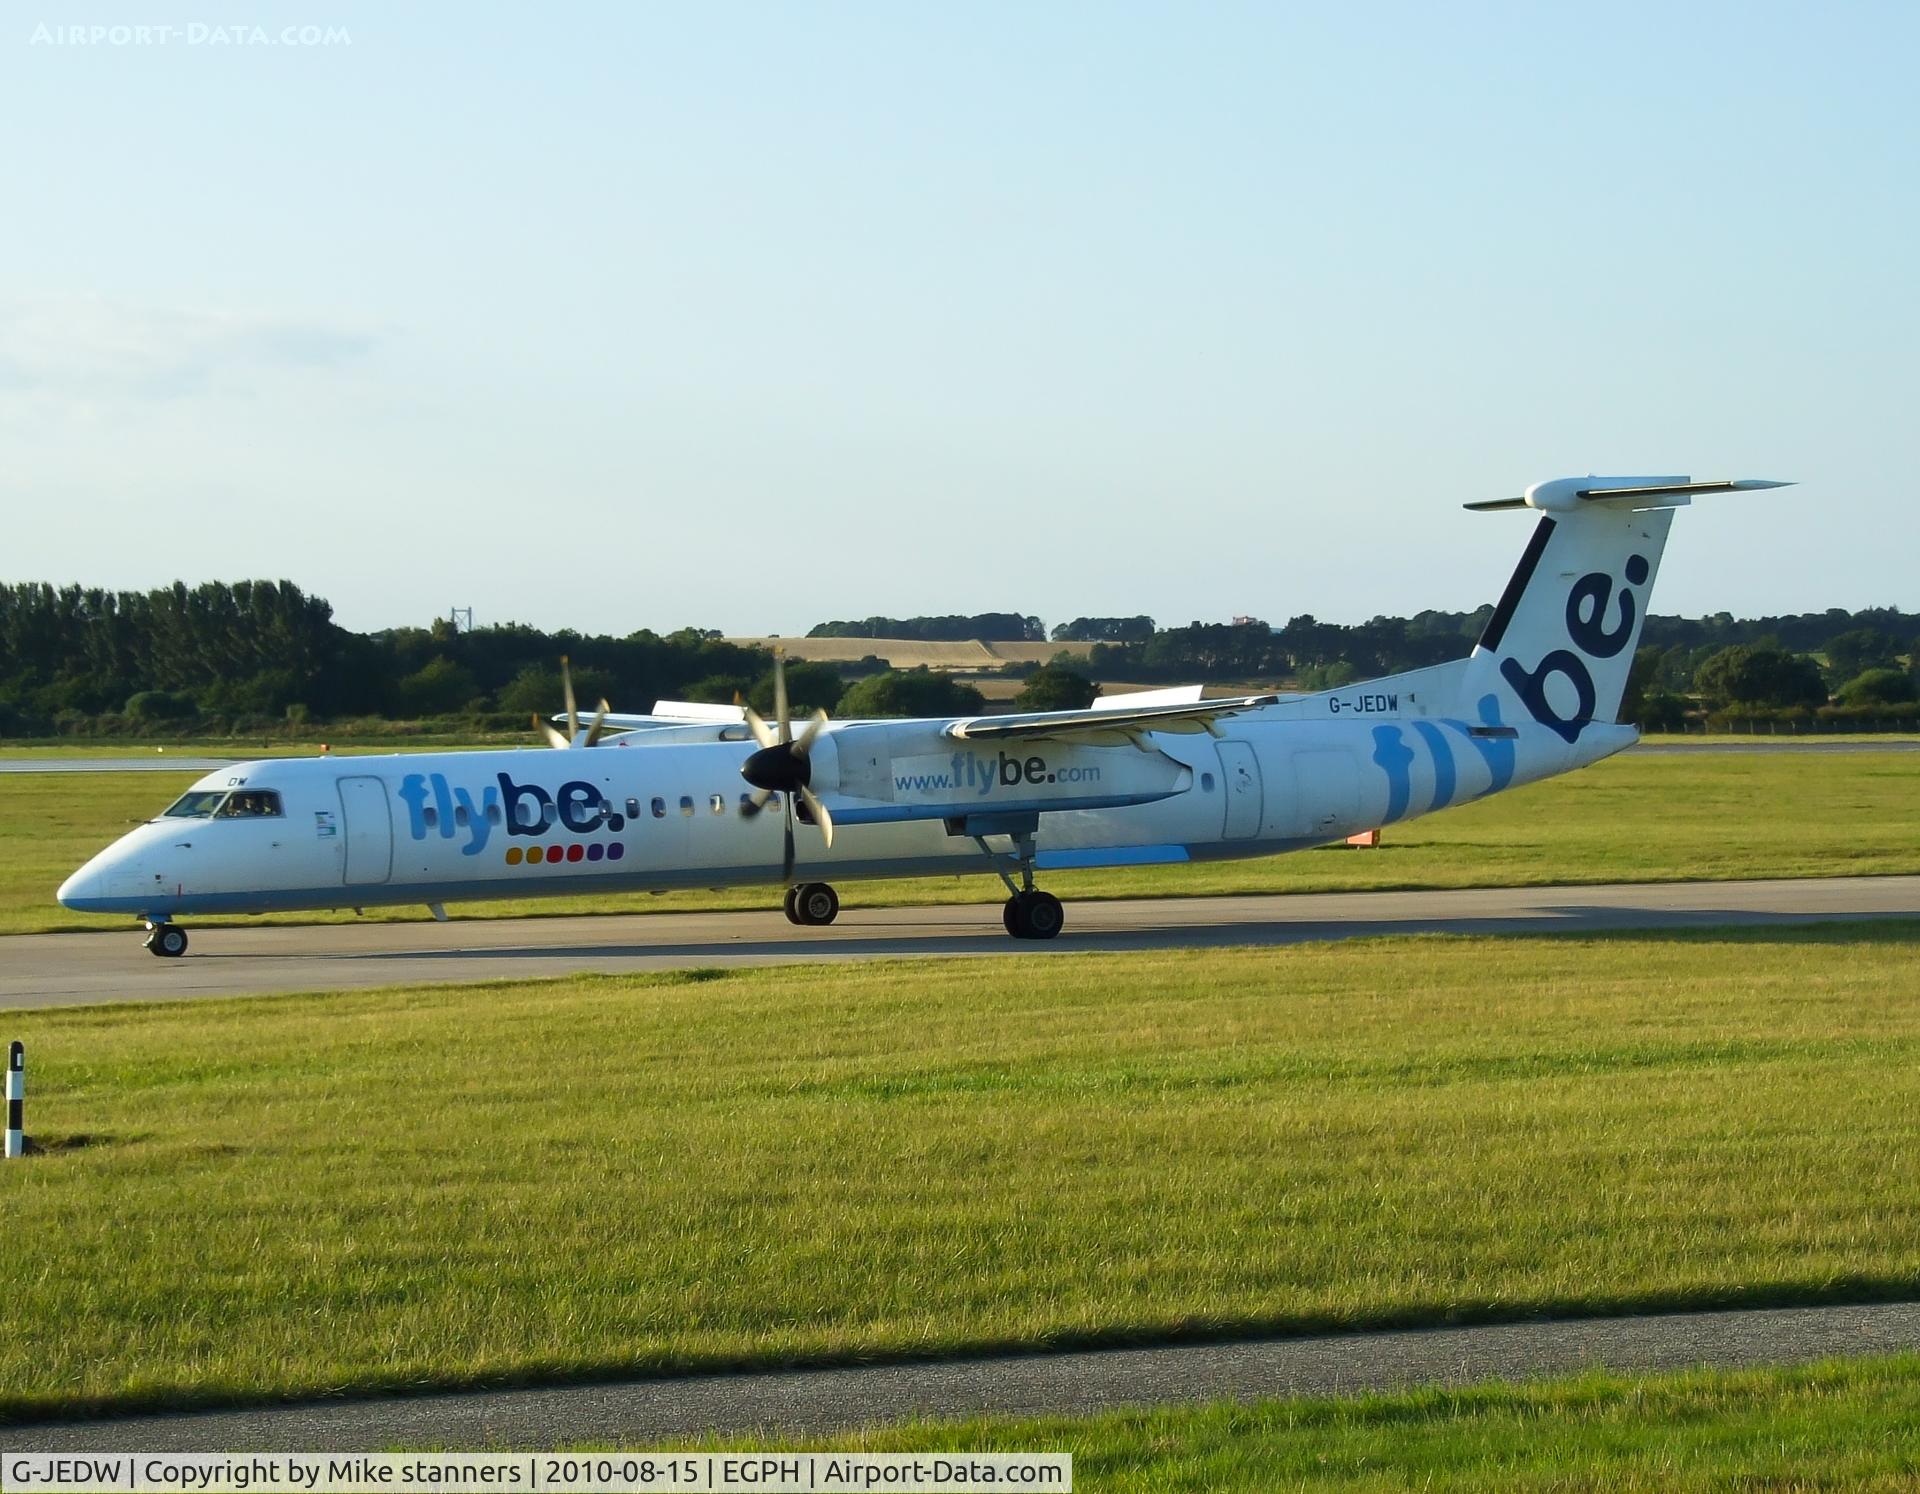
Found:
784,882 -> 840,926
144,921 -> 188,958
1003,889 -> 1064,940
976,826 -> 1065,941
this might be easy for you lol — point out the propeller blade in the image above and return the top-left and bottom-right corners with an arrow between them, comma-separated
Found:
536,715 -> 570,750
781,789 -> 795,883
800,787 -> 835,849
742,705 -> 778,750
793,708 -> 829,758
772,647 -> 790,745
582,700 -> 612,748
560,655 -> 580,742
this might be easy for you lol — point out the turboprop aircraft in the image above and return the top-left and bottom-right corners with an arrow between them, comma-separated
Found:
60,475 -> 1786,956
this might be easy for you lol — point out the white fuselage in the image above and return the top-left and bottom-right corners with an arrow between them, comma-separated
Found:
57,701 -> 1635,921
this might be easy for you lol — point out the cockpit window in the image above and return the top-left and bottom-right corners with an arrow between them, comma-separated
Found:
163,791 -> 228,819
217,791 -> 283,819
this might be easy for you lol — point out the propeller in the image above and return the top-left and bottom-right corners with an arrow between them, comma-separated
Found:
534,655 -> 613,749
737,647 -> 834,881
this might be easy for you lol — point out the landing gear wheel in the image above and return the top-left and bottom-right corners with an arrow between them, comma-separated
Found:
145,924 -> 188,958
782,885 -> 803,924
1004,890 -> 1064,941
792,882 -> 839,926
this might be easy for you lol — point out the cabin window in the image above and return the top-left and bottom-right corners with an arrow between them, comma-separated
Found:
454,805 -> 469,827
487,803 -> 502,823
1200,773 -> 1216,792
162,790 -> 227,819
626,797 -> 640,818
651,797 -> 666,818
710,794 -> 725,814
422,806 -> 438,828
217,791 -> 283,819
679,796 -> 695,817
738,793 -> 757,814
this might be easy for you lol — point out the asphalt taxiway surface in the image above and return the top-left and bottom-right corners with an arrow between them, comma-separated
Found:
4,876 -> 1915,1009
4,1302 -> 1915,1451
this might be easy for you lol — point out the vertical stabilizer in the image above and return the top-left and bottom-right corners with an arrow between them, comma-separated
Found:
1454,473 -> 1796,743
1464,503 -> 1672,742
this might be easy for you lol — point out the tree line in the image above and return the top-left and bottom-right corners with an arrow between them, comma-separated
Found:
808,613 -> 1045,642
0,580 -> 1913,736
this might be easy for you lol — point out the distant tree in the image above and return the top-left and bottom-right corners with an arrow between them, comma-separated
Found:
1823,628 -> 1903,685
1634,691 -> 1690,732
393,656 -> 481,716
1050,616 -> 1155,643
1298,660 -> 1360,691
124,689 -> 195,721
747,660 -> 844,716
680,673 -> 755,706
836,668 -> 986,719
1693,645 -> 1828,710
496,665 -> 559,718
1013,661 -> 1098,712
1835,668 -> 1918,707
1619,645 -> 1666,725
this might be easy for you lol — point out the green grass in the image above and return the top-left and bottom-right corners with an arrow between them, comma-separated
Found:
5,750 -> 1916,934
665,1356 -> 1920,1490
4,923 -> 1918,1421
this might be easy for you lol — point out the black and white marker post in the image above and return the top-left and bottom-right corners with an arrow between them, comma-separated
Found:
5,1042 -> 21,1158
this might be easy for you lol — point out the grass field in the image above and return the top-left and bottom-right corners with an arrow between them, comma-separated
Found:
669,1356 -> 1920,1490
3,923 -> 1917,1420
4,749 -> 1915,934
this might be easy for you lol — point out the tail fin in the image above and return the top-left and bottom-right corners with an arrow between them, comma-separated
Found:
1460,475 -> 1789,744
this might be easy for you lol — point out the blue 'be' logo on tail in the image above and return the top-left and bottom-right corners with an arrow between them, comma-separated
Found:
1500,554 -> 1648,744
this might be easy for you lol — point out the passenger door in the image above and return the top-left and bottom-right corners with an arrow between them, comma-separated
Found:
337,776 -> 393,885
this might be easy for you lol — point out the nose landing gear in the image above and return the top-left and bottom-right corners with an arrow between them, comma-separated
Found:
144,922 -> 188,958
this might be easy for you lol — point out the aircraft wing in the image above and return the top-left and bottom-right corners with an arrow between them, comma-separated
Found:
945,694 -> 1280,746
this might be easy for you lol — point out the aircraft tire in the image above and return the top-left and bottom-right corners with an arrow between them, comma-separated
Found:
794,882 -> 839,926
782,886 -> 803,924
1006,891 -> 1063,941
145,925 -> 188,958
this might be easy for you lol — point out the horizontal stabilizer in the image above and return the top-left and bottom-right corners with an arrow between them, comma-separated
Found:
1466,477 -> 1792,512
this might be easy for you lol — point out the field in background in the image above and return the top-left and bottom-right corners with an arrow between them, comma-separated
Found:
3,924 -> 1918,1419
665,1356 -> 1920,1491
3,750 -> 1915,935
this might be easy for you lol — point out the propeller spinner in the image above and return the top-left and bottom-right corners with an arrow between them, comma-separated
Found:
738,647 -> 835,881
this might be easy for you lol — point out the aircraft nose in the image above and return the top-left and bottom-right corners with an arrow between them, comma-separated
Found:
57,862 -> 103,909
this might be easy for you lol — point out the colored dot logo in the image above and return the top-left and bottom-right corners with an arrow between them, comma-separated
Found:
504,842 -> 623,866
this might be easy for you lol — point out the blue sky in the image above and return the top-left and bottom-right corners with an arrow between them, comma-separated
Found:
2,2 -> 1914,637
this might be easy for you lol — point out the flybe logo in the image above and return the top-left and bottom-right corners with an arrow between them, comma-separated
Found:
398,772 -> 626,858
1500,553 -> 1648,744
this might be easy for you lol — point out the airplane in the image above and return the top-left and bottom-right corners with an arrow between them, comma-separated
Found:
59,475 -> 1787,957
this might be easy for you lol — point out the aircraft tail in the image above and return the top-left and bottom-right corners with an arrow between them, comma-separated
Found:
1458,475 -> 1789,743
